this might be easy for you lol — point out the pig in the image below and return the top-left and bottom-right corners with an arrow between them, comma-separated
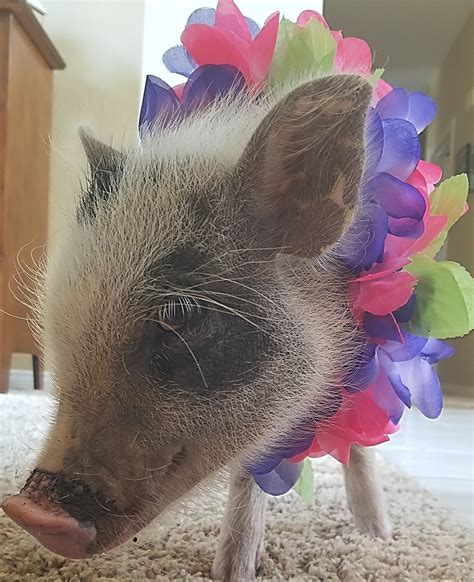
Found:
2,74 -> 392,581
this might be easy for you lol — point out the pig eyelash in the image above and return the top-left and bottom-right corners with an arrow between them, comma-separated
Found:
156,296 -> 202,331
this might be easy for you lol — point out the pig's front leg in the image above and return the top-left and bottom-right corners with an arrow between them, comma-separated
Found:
343,445 -> 392,540
211,465 -> 267,581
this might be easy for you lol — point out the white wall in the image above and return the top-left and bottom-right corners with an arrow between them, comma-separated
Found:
42,0 -> 146,251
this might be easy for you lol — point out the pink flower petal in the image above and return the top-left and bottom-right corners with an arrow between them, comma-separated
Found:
249,12 -> 279,87
182,24 -> 251,81
335,37 -> 372,75
172,83 -> 185,101
297,10 -> 329,28
215,0 -> 252,44
373,78 -> 392,105
409,214 -> 449,254
417,160 -> 442,187
407,168 -> 428,196
351,270 -> 417,316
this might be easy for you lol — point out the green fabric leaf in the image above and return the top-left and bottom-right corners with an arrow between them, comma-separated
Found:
424,174 -> 469,258
269,18 -> 336,85
369,68 -> 385,87
406,256 -> 474,338
293,459 -> 314,506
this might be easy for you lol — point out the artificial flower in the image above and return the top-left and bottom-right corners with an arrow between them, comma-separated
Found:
369,333 -> 454,422
139,65 -> 246,132
180,0 -> 279,88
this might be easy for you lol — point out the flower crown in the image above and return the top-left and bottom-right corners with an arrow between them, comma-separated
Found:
140,0 -> 473,502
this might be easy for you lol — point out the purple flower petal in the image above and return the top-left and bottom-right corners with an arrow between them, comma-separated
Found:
407,93 -> 436,134
162,45 -> 197,77
388,216 -> 425,239
248,452 -> 284,475
371,370 -> 406,424
393,294 -> 416,324
383,333 -> 427,362
342,202 -> 388,269
346,343 -> 379,392
421,338 -> 455,364
364,109 -> 384,177
376,88 -> 409,121
379,351 -> 412,407
364,313 -> 402,342
369,173 -> 426,220
247,429 -> 313,476
245,16 -> 261,38
183,64 -> 246,112
252,459 -> 303,495
395,358 -> 443,419
377,119 -> 421,180
139,75 -> 179,132
186,7 -> 215,26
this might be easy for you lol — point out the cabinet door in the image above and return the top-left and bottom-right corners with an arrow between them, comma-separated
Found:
0,13 -> 53,390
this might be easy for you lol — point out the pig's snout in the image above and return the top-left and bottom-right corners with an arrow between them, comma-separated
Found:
2,469 -> 100,559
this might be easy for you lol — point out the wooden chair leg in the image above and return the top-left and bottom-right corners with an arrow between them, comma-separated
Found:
1,344 -> 11,393
32,354 -> 43,390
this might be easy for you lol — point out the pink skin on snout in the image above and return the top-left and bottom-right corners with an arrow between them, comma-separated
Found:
2,494 -> 97,559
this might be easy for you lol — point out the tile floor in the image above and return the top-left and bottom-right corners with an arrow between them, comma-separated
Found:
379,404 -> 474,528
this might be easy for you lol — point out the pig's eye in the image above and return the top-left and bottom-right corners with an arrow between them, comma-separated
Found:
157,298 -> 200,332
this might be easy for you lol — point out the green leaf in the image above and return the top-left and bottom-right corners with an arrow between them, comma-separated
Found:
269,17 -> 336,85
369,68 -> 385,87
293,459 -> 314,506
406,256 -> 474,338
424,174 -> 469,257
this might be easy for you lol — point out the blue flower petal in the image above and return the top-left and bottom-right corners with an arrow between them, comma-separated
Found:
421,338 -> 455,364
377,119 -> 421,180
341,202 -> 388,269
395,358 -> 443,419
162,45 -> 197,77
183,64 -> 246,112
346,343 -> 379,392
407,93 -> 437,134
364,109 -> 384,177
186,7 -> 215,26
388,216 -> 425,239
369,172 -> 426,220
378,351 -> 412,407
376,87 -> 409,120
371,370 -> 406,424
247,453 -> 284,476
245,16 -> 261,38
364,314 -> 401,342
139,75 -> 179,132
383,333 -> 427,362
252,460 -> 303,495
393,294 -> 416,324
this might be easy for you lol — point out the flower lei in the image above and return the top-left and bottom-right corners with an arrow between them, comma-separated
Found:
140,0 -> 474,502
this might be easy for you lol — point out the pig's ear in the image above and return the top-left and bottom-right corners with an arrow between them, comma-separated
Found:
78,129 -> 125,221
241,75 -> 372,257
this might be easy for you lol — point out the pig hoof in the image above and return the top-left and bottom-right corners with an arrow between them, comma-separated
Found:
349,502 -> 393,541
211,538 -> 263,581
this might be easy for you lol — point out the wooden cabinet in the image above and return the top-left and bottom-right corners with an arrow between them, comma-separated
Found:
0,0 -> 64,391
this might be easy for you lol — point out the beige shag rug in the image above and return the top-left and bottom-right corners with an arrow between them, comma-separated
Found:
0,393 -> 472,581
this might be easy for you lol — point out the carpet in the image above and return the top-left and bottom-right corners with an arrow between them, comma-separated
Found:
0,393 -> 472,581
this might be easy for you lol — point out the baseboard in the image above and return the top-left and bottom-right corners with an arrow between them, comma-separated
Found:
444,383 -> 474,399
8,369 -> 51,392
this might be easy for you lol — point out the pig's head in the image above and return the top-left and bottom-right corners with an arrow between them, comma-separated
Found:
3,75 -> 372,558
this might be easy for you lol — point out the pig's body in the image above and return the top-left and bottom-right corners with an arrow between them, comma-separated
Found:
3,75 -> 391,580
